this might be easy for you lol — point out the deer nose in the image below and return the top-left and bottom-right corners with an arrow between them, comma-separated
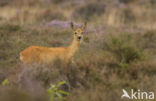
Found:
78,36 -> 82,40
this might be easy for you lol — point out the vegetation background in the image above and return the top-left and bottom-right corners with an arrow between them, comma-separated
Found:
0,0 -> 156,101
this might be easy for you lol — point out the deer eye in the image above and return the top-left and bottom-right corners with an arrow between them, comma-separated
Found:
74,32 -> 77,34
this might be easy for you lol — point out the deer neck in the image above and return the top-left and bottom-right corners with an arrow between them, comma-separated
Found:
68,38 -> 80,57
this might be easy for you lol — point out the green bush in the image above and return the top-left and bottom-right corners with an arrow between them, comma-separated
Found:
47,81 -> 69,101
1,78 -> 8,86
105,33 -> 143,65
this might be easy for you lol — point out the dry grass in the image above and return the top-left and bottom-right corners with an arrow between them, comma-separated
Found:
0,0 -> 156,101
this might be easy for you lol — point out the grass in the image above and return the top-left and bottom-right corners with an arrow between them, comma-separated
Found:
0,0 -> 156,101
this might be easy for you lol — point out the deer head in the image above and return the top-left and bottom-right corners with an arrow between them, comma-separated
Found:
70,22 -> 87,42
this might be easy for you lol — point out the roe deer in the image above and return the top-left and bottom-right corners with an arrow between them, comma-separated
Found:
20,22 -> 87,65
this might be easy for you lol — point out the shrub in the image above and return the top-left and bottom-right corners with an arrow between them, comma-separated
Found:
122,8 -> 136,24
0,24 -> 21,32
0,0 -> 10,7
105,33 -> 143,65
51,0 -> 66,4
150,0 -> 156,6
73,2 -> 105,21
142,30 -> 156,49
119,0 -> 135,4
47,81 -> 69,101
37,9 -> 66,22
1,78 -> 8,86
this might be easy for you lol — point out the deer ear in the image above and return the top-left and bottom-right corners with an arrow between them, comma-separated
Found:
81,22 -> 87,30
70,22 -> 74,30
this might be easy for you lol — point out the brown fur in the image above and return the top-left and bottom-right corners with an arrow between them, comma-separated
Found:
20,22 -> 86,65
